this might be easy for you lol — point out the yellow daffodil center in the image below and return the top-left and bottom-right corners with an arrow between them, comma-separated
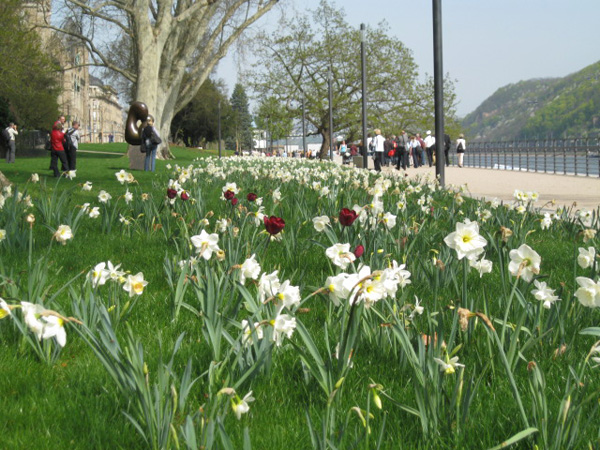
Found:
0,310 -> 8,319
277,293 -> 285,301
328,284 -> 335,292
133,282 -> 144,294
462,235 -> 472,243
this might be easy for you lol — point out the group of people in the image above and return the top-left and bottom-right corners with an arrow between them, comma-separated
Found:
367,129 -> 466,172
50,115 -> 82,177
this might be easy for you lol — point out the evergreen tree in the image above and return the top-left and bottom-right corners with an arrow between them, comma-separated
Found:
229,84 -> 253,151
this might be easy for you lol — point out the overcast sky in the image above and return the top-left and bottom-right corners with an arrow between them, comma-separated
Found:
217,0 -> 600,117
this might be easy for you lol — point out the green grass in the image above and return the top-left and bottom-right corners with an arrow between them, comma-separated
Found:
0,153 -> 598,449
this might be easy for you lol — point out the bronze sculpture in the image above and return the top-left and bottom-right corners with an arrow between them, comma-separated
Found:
125,101 -> 149,146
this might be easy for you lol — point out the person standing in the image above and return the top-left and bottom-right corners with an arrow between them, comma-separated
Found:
50,117 -> 69,177
372,129 -> 385,172
65,121 -> 81,171
409,136 -> 421,168
396,130 -> 409,170
416,133 -> 426,167
456,133 -> 466,167
424,130 -> 435,167
141,116 -> 161,172
4,123 -> 18,163
444,133 -> 451,166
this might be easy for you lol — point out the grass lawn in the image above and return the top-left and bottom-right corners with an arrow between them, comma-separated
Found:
0,150 -> 598,449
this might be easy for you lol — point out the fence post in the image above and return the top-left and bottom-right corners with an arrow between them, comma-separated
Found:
563,140 -> 567,175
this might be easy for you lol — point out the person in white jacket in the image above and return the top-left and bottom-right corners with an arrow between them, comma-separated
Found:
372,128 -> 385,172
456,133 -> 466,167
5,123 -> 18,163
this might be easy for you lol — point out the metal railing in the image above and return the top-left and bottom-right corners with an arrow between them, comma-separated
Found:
457,138 -> 600,177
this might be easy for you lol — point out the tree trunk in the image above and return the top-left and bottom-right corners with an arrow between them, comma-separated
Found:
318,129 -> 331,160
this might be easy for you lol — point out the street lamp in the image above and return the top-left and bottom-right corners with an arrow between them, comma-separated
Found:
328,67 -> 334,160
433,0 -> 445,186
361,23 -> 368,169
301,92 -> 307,156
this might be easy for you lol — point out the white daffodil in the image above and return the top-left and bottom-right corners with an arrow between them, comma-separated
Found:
434,355 -> 464,375
190,230 -> 220,260
325,273 -> 351,306
508,244 -> 541,282
540,213 -> 552,230
98,190 -> 112,203
216,218 -> 228,233
241,320 -> 263,345
53,225 -> 73,245
273,187 -> 282,203
312,215 -> 331,232
252,206 -> 265,227
124,190 -> 134,204
21,302 -> 67,347
222,182 -> 240,195
531,280 -> 559,309
0,298 -> 12,319
272,313 -> 296,346
30,173 -> 40,183
444,220 -> 487,261
88,207 -> 100,219
258,270 -> 281,303
89,262 -> 110,288
326,243 -> 356,270
82,181 -> 93,191
469,257 -> 493,277
577,247 -> 596,270
574,277 -> 600,308
239,254 -> 261,284
122,272 -> 148,298
582,229 -> 597,243
409,296 -> 424,320
276,280 -> 301,310
106,261 -> 125,282
115,170 -> 129,184
232,391 -> 255,420
0,229 -> 6,242
382,212 -> 397,229
65,170 -> 77,180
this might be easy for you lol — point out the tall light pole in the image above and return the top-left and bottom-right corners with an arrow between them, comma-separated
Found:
360,23 -> 368,169
301,92 -> 307,156
433,0 -> 445,186
218,100 -> 222,158
328,67 -> 334,161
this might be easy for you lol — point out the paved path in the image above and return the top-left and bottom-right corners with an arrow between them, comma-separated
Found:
334,155 -> 600,212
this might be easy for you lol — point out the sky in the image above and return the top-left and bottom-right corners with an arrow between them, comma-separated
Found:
216,0 -> 600,117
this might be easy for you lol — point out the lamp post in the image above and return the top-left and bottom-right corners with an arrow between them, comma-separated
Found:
328,67 -> 334,161
360,23 -> 368,169
433,0 -> 445,185
218,100 -> 222,159
301,92 -> 307,156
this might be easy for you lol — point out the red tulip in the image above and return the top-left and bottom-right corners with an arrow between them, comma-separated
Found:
247,192 -> 257,202
180,191 -> 189,201
353,245 -> 364,258
231,197 -> 239,206
339,208 -> 358,226
264,216 -> 285,235
224,190 -> 235,200
167,188 -> 177,199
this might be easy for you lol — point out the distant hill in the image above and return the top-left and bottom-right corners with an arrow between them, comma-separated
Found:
462,61 -> 600,141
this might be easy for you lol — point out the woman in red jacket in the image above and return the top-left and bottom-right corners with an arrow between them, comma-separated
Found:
50,117 -> 69,177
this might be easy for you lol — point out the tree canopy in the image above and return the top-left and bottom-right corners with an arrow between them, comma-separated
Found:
45,0 -> 281,158
228,84 -> 254,151
0,0 -> 59,129
247,0 -> 459,156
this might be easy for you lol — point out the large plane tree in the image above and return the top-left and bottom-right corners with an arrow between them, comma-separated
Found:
38,0 -> 281,158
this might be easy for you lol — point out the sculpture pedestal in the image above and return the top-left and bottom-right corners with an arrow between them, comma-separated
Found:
128,145 -> 146,171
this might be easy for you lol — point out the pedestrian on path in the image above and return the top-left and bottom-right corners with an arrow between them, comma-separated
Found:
4,123 -> 18,163
456,133 -> 466,167
372,129 -> 385,172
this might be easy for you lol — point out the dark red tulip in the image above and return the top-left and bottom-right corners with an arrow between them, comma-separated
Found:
247,192 -> 257,202
339,208 -> 358,227
181,191 -> 189,201
264,216 -> 285,235
224,190 -> 235,200
167,188 -> 177,199
353,245 -> 364,258
231,197 -> 239,206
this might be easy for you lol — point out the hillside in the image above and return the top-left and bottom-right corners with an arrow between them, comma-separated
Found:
462,60 -> 600,141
